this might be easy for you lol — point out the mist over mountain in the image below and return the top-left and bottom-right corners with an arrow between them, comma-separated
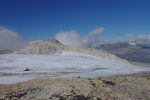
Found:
0,26 -> 26,54
54,27 -> 104,48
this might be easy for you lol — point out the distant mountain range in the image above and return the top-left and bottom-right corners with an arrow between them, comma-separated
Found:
96,41 -> 150,63
1,38 -> 150,63
0,49 -> 13,54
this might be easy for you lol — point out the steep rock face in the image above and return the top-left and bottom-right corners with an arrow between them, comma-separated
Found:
17,39 -> 65,55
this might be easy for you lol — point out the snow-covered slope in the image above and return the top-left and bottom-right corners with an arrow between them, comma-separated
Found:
17,39 -> 121,60
0,52 -> 149,84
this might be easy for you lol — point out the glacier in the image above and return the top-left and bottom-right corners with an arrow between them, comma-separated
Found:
0,52 -> 149,84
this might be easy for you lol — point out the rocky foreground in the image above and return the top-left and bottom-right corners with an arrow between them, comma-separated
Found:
0,72 -> 150,100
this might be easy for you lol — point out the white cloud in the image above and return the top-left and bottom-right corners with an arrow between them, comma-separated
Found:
55,27 -> 104,48
0,26 -> 25,51
89,27 -> 104,36
55,30 -> 84,48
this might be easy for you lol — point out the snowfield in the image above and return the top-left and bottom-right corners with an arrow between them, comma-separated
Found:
0,52 -> 149,84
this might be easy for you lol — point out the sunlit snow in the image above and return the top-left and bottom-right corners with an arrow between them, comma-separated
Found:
0,52 -> 149,84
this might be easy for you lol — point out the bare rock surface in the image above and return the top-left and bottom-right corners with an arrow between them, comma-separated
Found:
0,72 -> 150,100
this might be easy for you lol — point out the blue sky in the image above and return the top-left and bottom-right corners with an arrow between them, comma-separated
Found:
0,0 -> 150,40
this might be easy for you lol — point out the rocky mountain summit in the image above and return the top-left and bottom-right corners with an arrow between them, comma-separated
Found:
17,39 -> 64,55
